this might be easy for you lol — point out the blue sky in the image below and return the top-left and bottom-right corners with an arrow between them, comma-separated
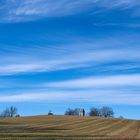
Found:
0,0 -> 140,119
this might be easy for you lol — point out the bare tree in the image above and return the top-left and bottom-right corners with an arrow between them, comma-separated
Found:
99,107 -> 114,118
9,106 -> 17,117
0,108 -> 10,118
65,108 -> 80,116
89,107 -> 100,116
0,106 -> 18,118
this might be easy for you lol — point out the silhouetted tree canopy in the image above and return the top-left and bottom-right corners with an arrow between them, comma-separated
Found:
0,106 -> 18,118
89,106 -> 114,118
65,108 -> 80,116
89,107 -> 100,116
100,106 -> 114,118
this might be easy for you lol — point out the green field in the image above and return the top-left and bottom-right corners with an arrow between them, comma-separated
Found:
0,115 -> 139,140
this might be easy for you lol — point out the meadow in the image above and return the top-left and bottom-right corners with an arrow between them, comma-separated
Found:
0,115 -> 139,140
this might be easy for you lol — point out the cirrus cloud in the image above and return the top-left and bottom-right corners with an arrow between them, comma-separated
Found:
0,0 -> 140,23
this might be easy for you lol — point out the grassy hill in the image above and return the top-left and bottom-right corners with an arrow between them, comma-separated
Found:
0,115 -> 139,140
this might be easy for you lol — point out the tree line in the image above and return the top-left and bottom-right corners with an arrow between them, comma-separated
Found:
0,106 -> 115,118
65,106 -> 114,118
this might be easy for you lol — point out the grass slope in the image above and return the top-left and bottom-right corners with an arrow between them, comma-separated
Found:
0,115 -> 139,140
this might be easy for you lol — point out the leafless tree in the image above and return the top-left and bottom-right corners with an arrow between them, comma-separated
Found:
0,106 -> 18,118
99,106 -> 114,118
89,107 -> 100,116
65,108 -> 80,116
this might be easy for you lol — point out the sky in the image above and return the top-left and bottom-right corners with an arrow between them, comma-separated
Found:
0,0 -> 140,120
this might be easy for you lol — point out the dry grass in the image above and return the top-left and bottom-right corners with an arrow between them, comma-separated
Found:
0,115 -> 139,140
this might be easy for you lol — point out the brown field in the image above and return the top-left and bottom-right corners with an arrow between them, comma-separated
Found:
0,115 -> 140,140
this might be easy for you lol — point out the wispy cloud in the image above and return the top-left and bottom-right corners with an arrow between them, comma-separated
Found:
0,34 -> 140,77
93,23 -> 140,28
0,47 -> 140,75
47,74 -> 140,88
96,0 -> 139,9
0,0 -> 139,23
0,90 -> 140,105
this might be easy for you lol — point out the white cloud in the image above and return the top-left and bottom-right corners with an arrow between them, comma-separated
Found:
96,0 -> 138,9
0,64 -> 42,75
0,35 -> 140,76
0,46 -> 140,75
0,0 -> 139,22
0,90 -> 139,105
47,74 -> 140,88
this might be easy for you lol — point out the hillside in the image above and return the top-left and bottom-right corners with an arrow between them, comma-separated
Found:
0,115 -> 140,140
